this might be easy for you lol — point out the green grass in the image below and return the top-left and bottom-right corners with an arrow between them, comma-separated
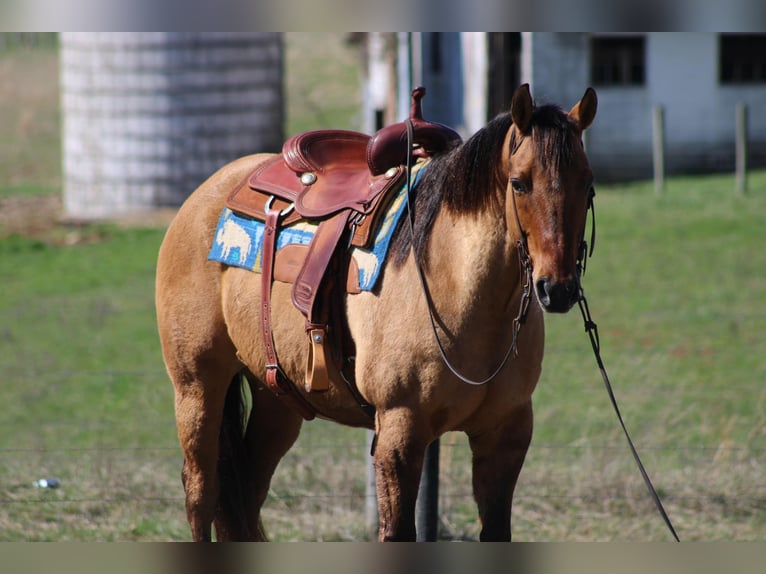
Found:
0,226 -> 173,449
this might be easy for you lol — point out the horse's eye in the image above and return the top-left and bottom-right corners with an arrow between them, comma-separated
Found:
511,179 -> 527,194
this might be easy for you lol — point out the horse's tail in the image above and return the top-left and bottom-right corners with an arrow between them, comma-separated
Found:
215,372 -> 266,540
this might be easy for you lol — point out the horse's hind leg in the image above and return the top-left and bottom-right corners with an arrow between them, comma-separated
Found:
468,401 -> 533,541
173,363 -> 237,541
160,313 -> 244,540
176,367 -> 302,542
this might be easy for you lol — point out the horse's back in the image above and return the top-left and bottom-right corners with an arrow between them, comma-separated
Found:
158,153 -> 273,263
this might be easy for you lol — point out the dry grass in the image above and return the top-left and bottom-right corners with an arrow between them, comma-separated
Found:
2,432 -> 762,541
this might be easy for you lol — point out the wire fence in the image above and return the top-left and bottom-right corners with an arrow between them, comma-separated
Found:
0,365 -> 763,541
1,443 -> 761,481
3,440 -> 762,501
2,439 -> 763,541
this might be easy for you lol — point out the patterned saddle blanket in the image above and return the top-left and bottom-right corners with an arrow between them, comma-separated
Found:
208,162 -> 424,292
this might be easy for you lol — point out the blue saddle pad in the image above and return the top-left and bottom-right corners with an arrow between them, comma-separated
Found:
208,162 -> 426,291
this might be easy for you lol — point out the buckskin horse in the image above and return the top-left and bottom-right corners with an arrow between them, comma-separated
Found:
155,84 -> 597,541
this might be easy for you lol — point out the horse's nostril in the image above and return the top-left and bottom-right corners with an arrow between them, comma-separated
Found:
535,278 -> 551,306
536,277 -> 578,312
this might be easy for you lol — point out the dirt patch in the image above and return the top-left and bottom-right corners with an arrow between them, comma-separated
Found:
0,194 -> 178,244
0,194 -> 62,236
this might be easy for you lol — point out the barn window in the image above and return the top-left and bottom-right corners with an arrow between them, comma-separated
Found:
720,34 -> 766,84
590,35 -> 646,86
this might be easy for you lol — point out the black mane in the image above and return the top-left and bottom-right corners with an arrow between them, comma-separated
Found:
388,103 -> 577,267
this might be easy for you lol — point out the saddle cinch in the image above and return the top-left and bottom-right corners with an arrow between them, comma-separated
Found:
224,87 -> 461,419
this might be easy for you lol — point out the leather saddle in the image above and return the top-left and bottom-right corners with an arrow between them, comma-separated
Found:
223,87 -> 461,420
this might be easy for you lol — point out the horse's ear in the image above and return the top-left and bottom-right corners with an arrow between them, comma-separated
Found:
569,87 -> 597,131
511,84 -> 533,135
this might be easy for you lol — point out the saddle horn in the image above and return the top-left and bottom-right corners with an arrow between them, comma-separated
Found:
366,86 -> 462,175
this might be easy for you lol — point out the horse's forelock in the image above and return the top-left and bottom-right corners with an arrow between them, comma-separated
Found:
530,104 -> 578,179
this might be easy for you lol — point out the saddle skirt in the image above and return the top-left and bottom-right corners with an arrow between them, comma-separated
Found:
208,159 -> 423,293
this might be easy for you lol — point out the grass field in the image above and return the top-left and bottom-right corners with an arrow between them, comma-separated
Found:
0,36 -> 764,541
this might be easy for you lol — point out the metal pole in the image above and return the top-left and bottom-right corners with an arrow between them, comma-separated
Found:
736,102 -> 748,195
416,440 -> 440,541
365,430 -> 378,539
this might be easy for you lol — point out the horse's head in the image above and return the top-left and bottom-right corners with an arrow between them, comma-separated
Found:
505,84 -> 597,313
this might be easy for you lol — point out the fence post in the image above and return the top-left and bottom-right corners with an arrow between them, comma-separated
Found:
365,430 -> 378,539
736,102 -> 748,195
416,439 -> 440,541
652,105 -> 665,196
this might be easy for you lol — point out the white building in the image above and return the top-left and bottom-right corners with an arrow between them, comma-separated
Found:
373,33 -> 766,181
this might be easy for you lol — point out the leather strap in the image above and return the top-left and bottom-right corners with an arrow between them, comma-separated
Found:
577,288 -> 680,541
292,212 -> 352,318
260,208 -> 317,420
403,120 -> 528,386
575,194 -> 680,542
294,214 -> 350,393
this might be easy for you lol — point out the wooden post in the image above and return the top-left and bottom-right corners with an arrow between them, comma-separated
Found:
736,102 -> 748,195
652,105 -> 665,196
416,439 -> 440,541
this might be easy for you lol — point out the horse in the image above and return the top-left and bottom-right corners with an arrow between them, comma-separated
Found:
155,83 -> 597,541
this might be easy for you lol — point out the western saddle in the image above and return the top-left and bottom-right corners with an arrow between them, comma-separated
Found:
224,87 -> 462,420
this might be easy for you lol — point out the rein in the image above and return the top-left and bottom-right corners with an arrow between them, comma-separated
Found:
575,198 -> 681,542
404,120 -> 532,387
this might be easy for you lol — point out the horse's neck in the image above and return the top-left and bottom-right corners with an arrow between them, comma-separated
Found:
425,206 -> 522,323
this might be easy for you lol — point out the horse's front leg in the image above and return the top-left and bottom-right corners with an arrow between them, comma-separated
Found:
468,400 -> 533,541
373,408 -> 429,541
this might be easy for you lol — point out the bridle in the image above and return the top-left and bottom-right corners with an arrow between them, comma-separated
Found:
405,119 -> 681,541
404,121 -> 533,387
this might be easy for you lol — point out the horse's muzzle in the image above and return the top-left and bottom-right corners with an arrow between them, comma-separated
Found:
535,276 -> 579,313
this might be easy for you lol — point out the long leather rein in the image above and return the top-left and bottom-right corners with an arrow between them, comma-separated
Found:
575,193 -> 680,542
405,120 -> 680,541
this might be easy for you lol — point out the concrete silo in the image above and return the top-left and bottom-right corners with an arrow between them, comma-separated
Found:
60,32 -> 283,219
